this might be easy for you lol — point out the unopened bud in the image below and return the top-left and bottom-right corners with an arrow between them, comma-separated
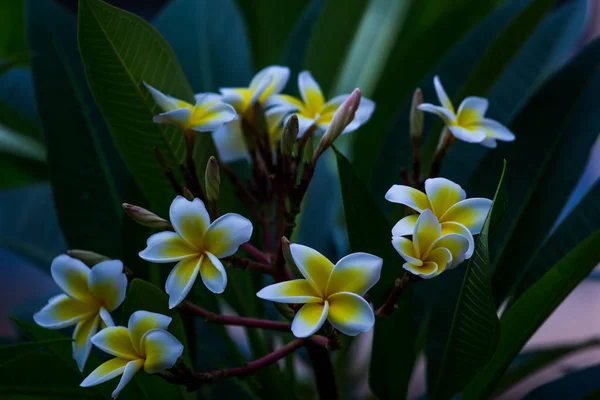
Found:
281,237 -> 296,269
67,249 -> 110,267
182,187 -> 194,201
281,115 -> 299,156
274,302 -> 295,321
410,88 -> 423,139
205,156 -> 220,202
313,88 -> 361,164
122,203 -> 171,229
302,137 -> 313,165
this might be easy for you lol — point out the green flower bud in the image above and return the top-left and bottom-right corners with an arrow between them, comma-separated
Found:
205,156 -> 220,203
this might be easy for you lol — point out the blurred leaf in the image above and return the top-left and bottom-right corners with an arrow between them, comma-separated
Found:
236,0 -> 307,69
493,338 -> 600,397
0,154 -> 47,188
523,362 -> 600,399
512,179 -> 600,302
78,0 -> 209,215
0,98 -> 41,141
431,163 -> 506,399
0,0 -> 27,60
154,0 -> 253,91
420,0 -> 559,166
468,38 -> 600,304
334,147 -> 404,304
0,53 -> 30,76
0,338 -> 71,368
352,0 -> 503,181
462,229 -> 600,398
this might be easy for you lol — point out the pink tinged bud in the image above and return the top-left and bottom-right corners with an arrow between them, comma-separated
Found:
122,203 -> 172,230
67,249 -> 110,267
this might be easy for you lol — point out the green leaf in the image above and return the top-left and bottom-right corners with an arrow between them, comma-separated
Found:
29,0 -> 124,256
236,0 -> 309,69
0,0 -> 27,60
154,0 -> 253,91
469,38 -> 600,304
462,229 -> 600,398
431,162 -> 506,399
524,362 -> 600,399
77,0 -> 209,214
0,153 -> 46,188
512,179 -> 600,302
419,0 -> 559,167
493,338 -> 600,397
0,338 -> 71,368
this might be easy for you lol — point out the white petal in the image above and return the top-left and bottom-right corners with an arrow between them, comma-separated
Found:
327,292 -> 374,336
212,119 -> 250,163
188,103 -> 238,132
141,329 -> 184,374
391,215 -> 418,237
440,198 -> 492,235
426,247 -> 453,276
50,255 -> 94,304
203,213 -> 253,258
112,359 -> 144,398
264,94 -> 304,110
73,314 -> 100,372
456,96 -> 488,123
479,137 -> 498,148
424,177 -> 466,217
99,307 -> 115,327
447,125 -> 487,143
291,302 -> 328,338
91,326 -> 139,360
143,82 -> 178,111
165,256 -> 201,309
138,231 -> 198,263
290,244 -> 334,296
256,279 -> 322,304
199,252 -> 228,294
430,233 -> 470,268
153,108 -> 192,125
326,253 -> 382,296
418,103 -> 456,124
169,195 -> 211,247
433,75 -> 454,112
80,358 -> 129,388
403,261 -> 438,279
250,65 -> 290,103
88,260 -> 127,312
414,210 -> 442,256
128,311 -> 172,355
194,92 -> 222,106
219,88 -> 247,111
298,71 -> 325,109
442,221 -> 475,259
265,105 -> 296,133
391,236 -> 421,266
476,118 -> 515,141
34,294 -> 95,329
385,185 -> 430,212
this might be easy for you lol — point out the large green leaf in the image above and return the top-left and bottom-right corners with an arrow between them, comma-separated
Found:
78,0 -> 210,214
462,229 -> 600,398
470,38 -> 600,304
154,0 -> 253,92
235,0 -> 307,69
0,0 -> 27,60
0,338 -> 71,368
29,0 -> 123,256
523,362 -> 600,399
430,162 -> 507,399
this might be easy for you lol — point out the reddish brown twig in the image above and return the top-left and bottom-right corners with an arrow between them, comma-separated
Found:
375,272 -> 416,317
153,147 -> 183,195
225,254 -> 274,275
240,242 -> 270,264
428,129 -> 455,180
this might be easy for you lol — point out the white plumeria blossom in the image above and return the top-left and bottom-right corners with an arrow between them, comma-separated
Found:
144,82 -> 237,132
257,244 -> 382,338
386,177 -> 492,259
392,210 -> 470,279
34,255 -> 127,371
80,311 -> 183,398
268,71 -> 375,138
214,66 -> 290,163
418,76 -> 515,148
139,196 -> 253,308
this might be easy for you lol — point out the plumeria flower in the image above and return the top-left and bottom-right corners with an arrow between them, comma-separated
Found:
80,311 -> 183,398
268,71 -> 375,138
213,66 -> 290,163
34,255 -> 127,371
139,196 -> 253,307
393,210 -> 470,278
257,244 -> 382,338
144,82 -> 237,133
418,76 -> 515,148
385,177 -> 492,259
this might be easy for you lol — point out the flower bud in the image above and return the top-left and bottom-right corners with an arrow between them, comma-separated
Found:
182,187 -> 195,201
281,114 -> 299,157
67,249 -> 110,267
302,137 -> 313,165
122,203 -> 172,229
205,156 -> 220,203
313,88 -> 361,164
274,302 -> 295,321
281,237 -> 296,269
410,88 -> 423,139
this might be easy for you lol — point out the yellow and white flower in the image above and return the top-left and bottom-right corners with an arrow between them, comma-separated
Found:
80,311 -> 183,398
213,66 -> 290,162
144,82 -> 237,132
393,210 -> 470,278
34,255 -> 127,371
257,244 -> 382,338
268,71 -> 375,138
418,76 -> 515,148
386,177 -> 491,258
139,196 -> 253,307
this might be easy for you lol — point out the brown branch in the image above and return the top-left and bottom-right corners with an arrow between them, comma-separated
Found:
225,254 -> 274,275
153,147 -> 183,195
375,272 -> 416,317
411,134 -> 421,188
428,129 -> 455,180
183,133 -> 208,203
240,242 -> 270,264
